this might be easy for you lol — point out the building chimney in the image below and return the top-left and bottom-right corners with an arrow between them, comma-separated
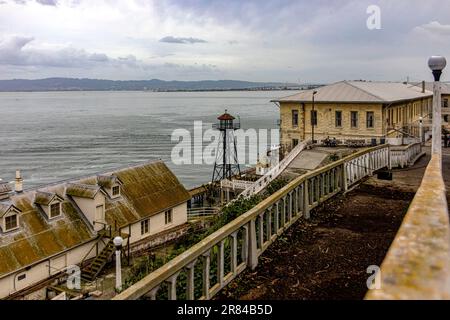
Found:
422,80 -> 426,93
15,170 -> 23,193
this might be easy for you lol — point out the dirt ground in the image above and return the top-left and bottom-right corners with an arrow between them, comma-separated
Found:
215,183 -> 415,300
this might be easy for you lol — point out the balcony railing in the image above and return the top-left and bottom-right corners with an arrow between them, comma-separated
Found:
113,144 -> 389,300
366,154 -> 450,299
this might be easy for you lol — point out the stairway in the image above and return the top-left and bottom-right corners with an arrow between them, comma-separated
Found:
81,239 -> 115,282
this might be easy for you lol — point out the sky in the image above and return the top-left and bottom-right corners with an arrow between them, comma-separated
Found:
0,0 -> 450,83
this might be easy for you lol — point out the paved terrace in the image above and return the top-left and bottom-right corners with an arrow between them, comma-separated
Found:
216,146 -> 448,299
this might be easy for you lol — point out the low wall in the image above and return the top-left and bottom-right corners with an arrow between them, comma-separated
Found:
366,154 -> 450,299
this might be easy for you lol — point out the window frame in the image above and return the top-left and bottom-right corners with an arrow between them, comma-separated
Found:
140,219 -> 149,235
444,99 -> 449,108
291,110 -> 299,127
5,213 -> 18,232
335,110 -> 342,128
366,111 -> 375,129
49,202 -> 61,219
112,185 -> 120,197
164,209 -> 173,225
350,111 -> 358,128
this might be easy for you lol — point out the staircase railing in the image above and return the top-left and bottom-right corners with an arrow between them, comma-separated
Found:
390,142 -> 423,168
113,144 -> 389,300
238,140 -> 311,199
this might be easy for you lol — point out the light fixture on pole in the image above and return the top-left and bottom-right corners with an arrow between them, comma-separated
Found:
113,236 -> 124,292
312,90 -> 318,143
428,56 -> 447,156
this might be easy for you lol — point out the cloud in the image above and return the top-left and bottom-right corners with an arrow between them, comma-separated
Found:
414,21 -> 450,36
36,0 -> 57,6
159,36 -> 207,44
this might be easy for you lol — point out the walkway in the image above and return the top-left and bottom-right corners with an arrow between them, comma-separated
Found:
216,149 -> 440,300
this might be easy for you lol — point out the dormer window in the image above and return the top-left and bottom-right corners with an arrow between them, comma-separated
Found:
112,185 -> 120,197
50,202 -> 61,218
34,191 -> 64,220
0,203 -> 22,233
5,214 -> 18,231
97,175 -> 123,199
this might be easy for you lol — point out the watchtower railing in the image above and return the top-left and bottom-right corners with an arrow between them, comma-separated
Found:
113,144 -> 389,300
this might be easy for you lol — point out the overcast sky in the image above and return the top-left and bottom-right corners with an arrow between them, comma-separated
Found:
0,0 -> 449,83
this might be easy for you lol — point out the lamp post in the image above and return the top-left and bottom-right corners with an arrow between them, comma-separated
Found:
428,56 -> 446,156
113,236 -> 123,292
312,90 -> 318,143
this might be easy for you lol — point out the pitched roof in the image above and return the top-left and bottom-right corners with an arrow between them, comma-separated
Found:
34,191 -> 63,206
0,202 -> 21,218
0,183 -> 11,195
273,81 -> 433,104
78,161 -> 191,226
65,183 -> 103,199
410,82 -> 450,95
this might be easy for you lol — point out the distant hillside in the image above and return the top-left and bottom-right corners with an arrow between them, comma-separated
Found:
0,78 -> 307,92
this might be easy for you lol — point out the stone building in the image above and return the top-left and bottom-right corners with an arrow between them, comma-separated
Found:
0,160 -> 191,299
273,81 -> 434,154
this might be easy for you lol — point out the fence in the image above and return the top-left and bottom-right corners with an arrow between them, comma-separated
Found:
113,144 -> 389,300
390,142 -> 423,168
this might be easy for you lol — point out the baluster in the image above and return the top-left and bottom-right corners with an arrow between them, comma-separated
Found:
303,180 -> 310,219
258,213 -> 264,249
143,286 -> 160,300
342,164 -> 348,192
288,192 -> 292,221
241,225 -> 248,263
217,240 -> 225,286
186,260 -> 197,300
248,219 -> 258,269
266,207 -> 272,240
274,202 -> 280,233
166,271 -> 180,300
281,197 -> 286,227
202,250 -> 211,299
231,232 -> 238,275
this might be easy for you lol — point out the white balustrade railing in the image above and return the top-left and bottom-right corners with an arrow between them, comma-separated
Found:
390,142 -> 422,168
238,140 -> 311,199
187,207 -> 220,219
113,144 -> 389,301
220,179 -> 254,190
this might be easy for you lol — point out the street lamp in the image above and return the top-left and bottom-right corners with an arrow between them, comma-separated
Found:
312,90 -> 318,143
113,236 -> 124,292
428,56 -> 447,155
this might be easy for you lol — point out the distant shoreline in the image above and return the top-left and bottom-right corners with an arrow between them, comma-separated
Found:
0,88 -> 310,93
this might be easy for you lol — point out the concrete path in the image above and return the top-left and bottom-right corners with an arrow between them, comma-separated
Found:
287,150 -> 328,171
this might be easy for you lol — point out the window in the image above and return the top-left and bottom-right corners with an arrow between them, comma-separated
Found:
292,139 -> 299,147
292,110 -> 299,127
164,209 -> 173,224
50,203 -> 61,218
335,111 -> 342,127
444,99 -> 449,108
351,111 -> 358,128
5,214 -> 18,231
311,110 -> 317,126
140,219 -> 149,235
112,185 -> 120,196
366,112 -> 374,128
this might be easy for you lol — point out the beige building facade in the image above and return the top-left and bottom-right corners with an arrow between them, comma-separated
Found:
273,81 -> 434,153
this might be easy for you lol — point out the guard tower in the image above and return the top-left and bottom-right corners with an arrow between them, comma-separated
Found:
212,110 -> 241,183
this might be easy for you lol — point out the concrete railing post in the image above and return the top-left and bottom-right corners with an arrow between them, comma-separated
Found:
247,219 -> 258,270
